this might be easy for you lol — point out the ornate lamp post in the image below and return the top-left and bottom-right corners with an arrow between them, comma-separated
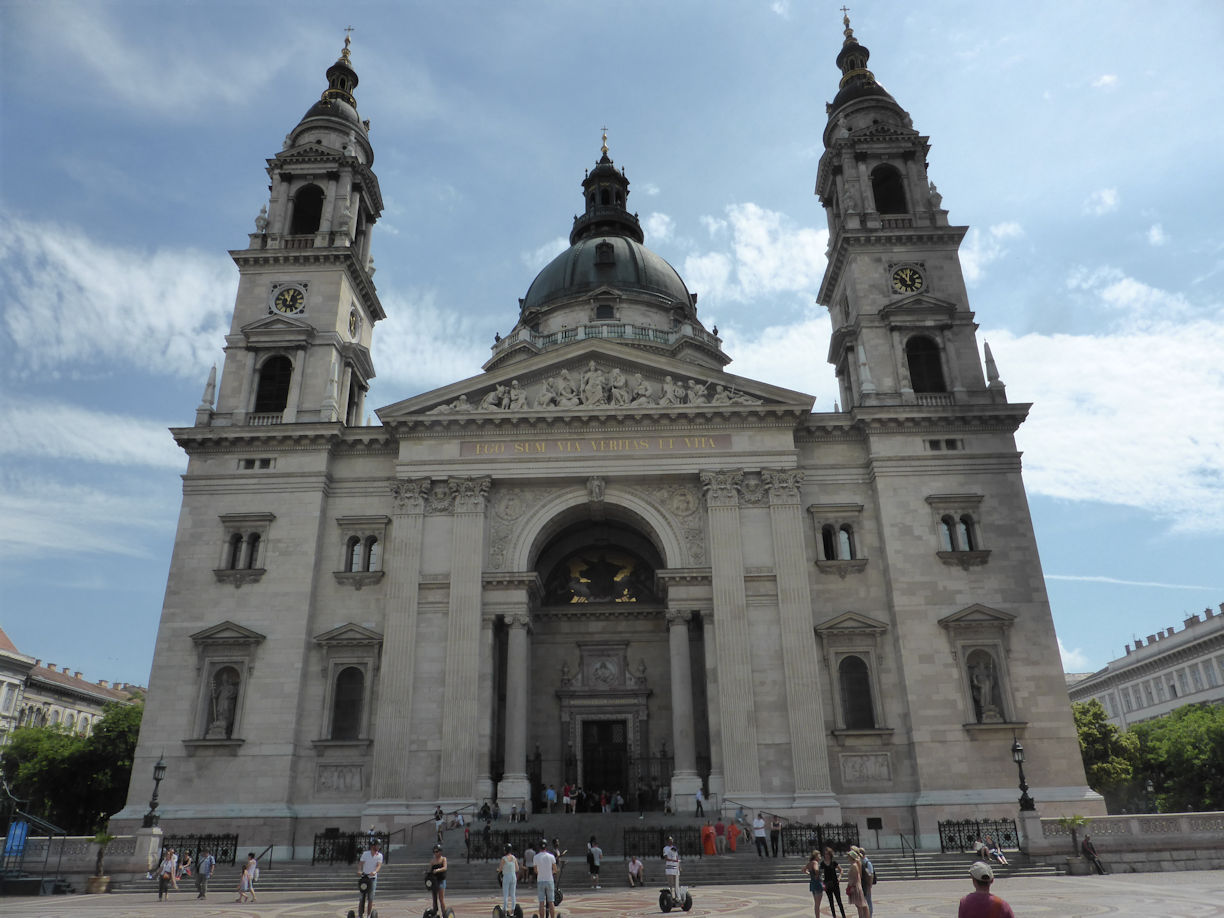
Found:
1011,733 -> 1035,811
141,756 -> 167,828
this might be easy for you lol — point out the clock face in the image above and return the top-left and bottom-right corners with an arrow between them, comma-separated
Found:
891,266 -> 924,294
273,286 -> 305,314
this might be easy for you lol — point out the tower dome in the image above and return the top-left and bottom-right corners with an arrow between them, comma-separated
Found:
287,35 -> 373,164
486,135 -> 725,372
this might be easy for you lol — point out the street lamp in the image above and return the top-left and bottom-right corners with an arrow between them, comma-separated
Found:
1011,733 -> 1036,812
142,756 -> 167,828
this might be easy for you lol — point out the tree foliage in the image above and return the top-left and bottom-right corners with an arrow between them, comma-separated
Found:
1072,699 -> 1139,807
1130,703 -> 1224,812
1,701 -> 142,834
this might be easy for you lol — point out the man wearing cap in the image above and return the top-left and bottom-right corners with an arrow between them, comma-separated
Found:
357,839 -> 383,917
958,862 -> 1015,918
534,841 -> 558,918
663,836 -> 681,895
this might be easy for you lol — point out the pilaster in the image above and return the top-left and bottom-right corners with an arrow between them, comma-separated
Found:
699,469 -> 762,794
499,613 -> 532,807
667,610 -> 699,795
439,476 -> 492,799
700,610 -> 725,802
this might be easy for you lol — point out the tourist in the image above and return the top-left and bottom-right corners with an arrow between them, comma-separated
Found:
753,812 -> 769,857
984,835 -> 1009,866
714,818 -> 727,855
235,851 -> 257,903
357,839 -> 383,918
771,814 -> 783,856
853,846 -> 875,917
958,861 -> 1015,918
535,842 -> 558,918
821,847 -> 846,918
428,844 -> 449,918
546,784 -> 558,813
499,844 -> 519,916
701,820 -> 716,856
802,849 -> 824,918
435,805 -> 445,841
663,836 -> 681,896
627,853 -> 645,887
195,847 -> 215,900
587,835 -> 603,888
1081,834 -> 1106,874
157,847 -> 176,901
845,848 -> 869,918
695,786 -> 705,817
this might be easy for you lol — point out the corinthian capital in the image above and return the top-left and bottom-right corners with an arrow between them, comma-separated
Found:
666,609 -> 693,626
450,476 -> 492,513
762,468 -> 804,505
700,469 -> 744,508
389,478 -> 430,514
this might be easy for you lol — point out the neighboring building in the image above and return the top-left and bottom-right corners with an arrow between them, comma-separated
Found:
115,23 -> 1099,850
1068,604 -> 1224,729
0,626 -> 138,743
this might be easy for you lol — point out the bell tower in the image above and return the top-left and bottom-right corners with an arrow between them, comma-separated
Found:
815,14 -> 1005,410
202,36 -> 385,428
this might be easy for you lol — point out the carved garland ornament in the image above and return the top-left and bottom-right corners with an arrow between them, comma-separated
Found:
426,359 -> 763,415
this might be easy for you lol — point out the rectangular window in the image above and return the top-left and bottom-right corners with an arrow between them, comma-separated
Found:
1121,687 -> 1132,712
1142,682 -> 1154,706
1154,679 -> 1165,701
1205,663 -> 1218,688
1176,669 -> 1189,694
1190,664 -> 1204,692
1102,694 -> 1115,716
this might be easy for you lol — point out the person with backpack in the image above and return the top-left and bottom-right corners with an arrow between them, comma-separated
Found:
195,848 -> 216,900
853,846 -> 875,917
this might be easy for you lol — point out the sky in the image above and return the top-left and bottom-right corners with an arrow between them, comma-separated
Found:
2,1 -> 1223,688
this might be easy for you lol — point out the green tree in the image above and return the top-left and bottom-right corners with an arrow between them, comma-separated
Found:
1130,703 -> 1224,812
1072,699 -> 1139,810
0,701 -> 143,834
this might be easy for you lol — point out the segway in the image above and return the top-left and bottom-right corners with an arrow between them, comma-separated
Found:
529,886 -> 563,918
492,906 -> 525,918
659,884 -> 693,912
347,872 -> 378,918
423,875 -> 455,918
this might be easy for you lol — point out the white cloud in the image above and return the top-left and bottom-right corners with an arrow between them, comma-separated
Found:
0,402 -> 184,468
1147,223 -> 1168,246
771,0 -> 792,16
959,221 -> 1024,285
1065,265 -> 1194,325
0,215 -> 234,379
1091,74 -> 1119,89
717,315 -> 837,402
644,212 -> 674,243
1058,637 -> 1092,672
638,183 -> 661,197
683,203 -> 827,304
1046,574 -> 1223,591
369,288 -> 489,401
1082,188 -> 1120,216
521,236 -> 569,271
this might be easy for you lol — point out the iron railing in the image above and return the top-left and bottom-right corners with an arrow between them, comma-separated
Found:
622,826 -> 704,861
937,818 -> 1019,854
312,832 -> 375,866
161,834 -> 239,866
780,822 -> 861,856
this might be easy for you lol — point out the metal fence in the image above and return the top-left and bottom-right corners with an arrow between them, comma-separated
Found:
937,819 -> 1019,853
622,826 -> 704,860
161,833 -> 239,866
312,832 -> 373,866
780,822 -> 861,856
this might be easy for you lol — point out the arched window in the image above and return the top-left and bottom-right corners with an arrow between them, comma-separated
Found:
331,666 -> 365,740
244,532 -> 261,569
838,525 -> 857,560
228,533 -> 245,570
600,189 -> 610,206
346,536 -> 362,573
958,515 -> 977,551
821,525 -> 837,561
364,536 -> 380,571
253,355 -> 293,414
940,516 -> 957,551
66,713 -> 76,731
870,164 -> 908,214
51,710 -> 61,724
290,184 -> 325,235
906,335 -> 947,393
839,656 -> 876,729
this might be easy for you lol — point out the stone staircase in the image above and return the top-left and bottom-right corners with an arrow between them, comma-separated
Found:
167,812 -> 1057,896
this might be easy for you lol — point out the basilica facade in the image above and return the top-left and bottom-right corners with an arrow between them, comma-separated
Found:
115,25 -> 1102,849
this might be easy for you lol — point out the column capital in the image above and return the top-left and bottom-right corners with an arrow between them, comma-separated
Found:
450,475 -> 492,513
700,469 -> 744,508
762,468 -> 804,506
666,609 -> 693,626
389,478 -> 431,514
504,612 -> 531,630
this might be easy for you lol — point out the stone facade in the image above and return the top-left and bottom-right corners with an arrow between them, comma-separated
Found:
114,28 -> 1101,851
1068,604 -> 1224,728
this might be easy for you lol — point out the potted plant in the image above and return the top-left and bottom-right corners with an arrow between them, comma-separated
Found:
87,830 -> 116,893
1057,815 -> 1090,875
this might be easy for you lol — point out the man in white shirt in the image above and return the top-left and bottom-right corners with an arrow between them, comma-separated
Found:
534,843 -> 558,918
752,813 -> 768,857
357,839 -> 383,917
663,837 -> 680,895
627,853 -> 645,887
695,787 -> 705,817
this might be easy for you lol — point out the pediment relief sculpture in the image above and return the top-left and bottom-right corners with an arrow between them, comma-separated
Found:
425,359 -> 763,415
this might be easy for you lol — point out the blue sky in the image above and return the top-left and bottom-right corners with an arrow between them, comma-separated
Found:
2,1 -> 1223,687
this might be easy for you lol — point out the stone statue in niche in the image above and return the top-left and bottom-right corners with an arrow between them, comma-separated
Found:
206,667 -> 240,739
560,660 -> 573,686
587,476 -> 606,502
968,651 -> 1003,723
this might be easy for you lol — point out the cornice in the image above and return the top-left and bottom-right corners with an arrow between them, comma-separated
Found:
229,246 -> 385,322
174,423 -> 396,456
1072,630 -> 1224,691
382,407 -> 810,438
817,224 -> 968,305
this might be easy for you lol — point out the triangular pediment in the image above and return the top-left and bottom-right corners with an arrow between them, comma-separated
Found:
191,621 -> 267,646
938,604 -> 1016,629
815,611 -> 889,636
378,339 -> 814,423
314,623 -> 384,646
278,143 -> 341,162
879,292 -> 959,321
241,313 -> 314,334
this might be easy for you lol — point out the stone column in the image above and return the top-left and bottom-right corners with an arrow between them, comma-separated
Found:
283,346 -> 307,421
700,611 -> 725,802
762,469 -> 837,810
475,615 -> 496,803
498,613 -> 532,806
439,477 -> 492,800
667,610 -> 700,801
699,469 -> 762,795
368,479 -> 429,806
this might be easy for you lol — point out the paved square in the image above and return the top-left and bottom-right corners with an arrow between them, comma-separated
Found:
2,873 -> 1223,918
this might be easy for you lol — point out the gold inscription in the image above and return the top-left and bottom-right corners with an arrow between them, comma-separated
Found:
460,435 -> 727,458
